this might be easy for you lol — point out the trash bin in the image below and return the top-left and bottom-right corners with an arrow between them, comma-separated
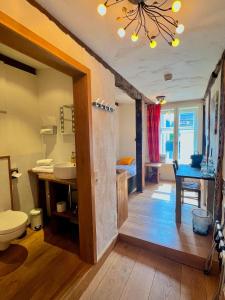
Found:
30,208 -> 43,231
192,208 -> 212,235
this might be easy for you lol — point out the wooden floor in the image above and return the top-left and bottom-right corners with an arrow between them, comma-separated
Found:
0,218 -> 218,300
0,229 -> 90,300
119,182 -> 213,269
80,241 -> 218,300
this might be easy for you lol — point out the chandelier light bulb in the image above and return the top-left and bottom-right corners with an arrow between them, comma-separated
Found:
172,1 -> 182,13
131,33 -> 139,42
176,24 -> 184,34
117,27 -> 126,38
172,38 -> 180,47
97,3 -> 107,16
149,40 -> 157,49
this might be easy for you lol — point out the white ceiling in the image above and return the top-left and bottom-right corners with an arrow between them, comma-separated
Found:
35,0 -> 225,102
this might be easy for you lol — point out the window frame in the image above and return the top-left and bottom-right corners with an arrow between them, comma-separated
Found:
160,106 -> 202,164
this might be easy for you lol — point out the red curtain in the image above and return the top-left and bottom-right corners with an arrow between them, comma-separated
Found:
147,104 -> 161,162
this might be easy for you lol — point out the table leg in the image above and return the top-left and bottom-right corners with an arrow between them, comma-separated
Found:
176,177 -> 182,223
156,168 -> 160,184
45,181 -> 51,217
207,180 -> 215,220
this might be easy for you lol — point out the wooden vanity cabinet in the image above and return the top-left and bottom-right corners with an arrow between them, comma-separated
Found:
28,171 -> 78,225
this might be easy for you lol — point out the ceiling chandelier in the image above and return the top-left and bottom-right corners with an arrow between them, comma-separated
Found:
97,0 -> 184,48
156,96 -> 167,105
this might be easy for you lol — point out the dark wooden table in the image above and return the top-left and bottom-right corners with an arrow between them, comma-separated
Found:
175,165 -> 215,223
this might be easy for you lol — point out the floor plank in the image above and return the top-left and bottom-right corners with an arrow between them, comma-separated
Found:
181,265 -> 207,300
89,243 -> 140,300
80,244 -> 123,300
119,249 -> 156,300
149,255 -> 181,300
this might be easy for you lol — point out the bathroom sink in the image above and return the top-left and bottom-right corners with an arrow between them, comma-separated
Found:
54,163 -> 76,179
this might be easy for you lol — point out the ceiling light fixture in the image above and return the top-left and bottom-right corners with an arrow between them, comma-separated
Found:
97,0 -> 184,48
156,96 -> 167,105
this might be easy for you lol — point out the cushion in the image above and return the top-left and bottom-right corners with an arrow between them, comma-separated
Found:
117,157 -> 135,165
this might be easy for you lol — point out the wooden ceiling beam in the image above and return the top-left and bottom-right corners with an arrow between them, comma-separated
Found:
26,0 -> 151,102
204,50 -> 225,100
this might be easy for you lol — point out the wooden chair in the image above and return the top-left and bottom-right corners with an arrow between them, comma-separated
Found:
173,160 -> 201,208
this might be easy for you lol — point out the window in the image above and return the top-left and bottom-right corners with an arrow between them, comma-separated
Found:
160,110 -> 174,162
160,107 -> 199,163
178,108 -> 198,164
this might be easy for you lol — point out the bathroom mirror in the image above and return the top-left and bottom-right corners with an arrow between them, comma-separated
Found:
0,156 -> 13,210
60,105 -> 75,135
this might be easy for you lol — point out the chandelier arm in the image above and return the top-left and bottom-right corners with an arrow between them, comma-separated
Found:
155,20 -> 175,39
124,8 -> 140,30
105,0 -> 126,8
144,7 -> 177,27
141,6 -> 149,37
149,12 -> 174,39
144,12 -> 178,24
144,9 -> 170,43
136,5 -> 143,34
143,3 -> 176,22
125,7 -> 139,19
154,24 -> 170,43
146,9 -> 175,38
146,5 -> 171,12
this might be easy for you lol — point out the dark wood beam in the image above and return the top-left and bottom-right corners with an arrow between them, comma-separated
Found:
26,0 -> 151,103
135,99 -> 144,193
202,102 -> 206,155
0,53 -> 36,75
214,54 -> 225,220
204,50 -> 225,100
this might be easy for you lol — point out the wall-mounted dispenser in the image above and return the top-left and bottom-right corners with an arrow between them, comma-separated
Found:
40,126 -> 57,135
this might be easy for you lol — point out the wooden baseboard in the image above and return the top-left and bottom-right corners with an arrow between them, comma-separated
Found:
57,235 -> 118,300
119,233 -> 218,271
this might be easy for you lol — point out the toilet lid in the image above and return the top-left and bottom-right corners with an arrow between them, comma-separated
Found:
0,210 -> 28,234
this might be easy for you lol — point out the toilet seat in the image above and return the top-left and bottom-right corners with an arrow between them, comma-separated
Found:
0,210 -> 28,235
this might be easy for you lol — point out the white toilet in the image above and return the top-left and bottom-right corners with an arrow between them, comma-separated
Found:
0,210 -> 28,251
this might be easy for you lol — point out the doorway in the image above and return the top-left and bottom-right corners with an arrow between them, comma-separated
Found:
0,11 -> 96,264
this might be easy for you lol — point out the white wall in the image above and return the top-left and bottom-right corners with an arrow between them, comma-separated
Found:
0,0 -> 117,259
37,69 -> 74,163
0,63 -> 77,215
117,103 -> 136,159
0,62 -> 43,214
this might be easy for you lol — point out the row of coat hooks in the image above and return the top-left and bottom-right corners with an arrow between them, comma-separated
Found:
92,99 -> 115,112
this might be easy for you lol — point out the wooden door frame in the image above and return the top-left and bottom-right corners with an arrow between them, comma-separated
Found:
0,11 -> 97,264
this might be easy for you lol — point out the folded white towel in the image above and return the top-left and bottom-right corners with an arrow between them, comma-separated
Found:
36,159 -> 53,166
32,166 -> 53,173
